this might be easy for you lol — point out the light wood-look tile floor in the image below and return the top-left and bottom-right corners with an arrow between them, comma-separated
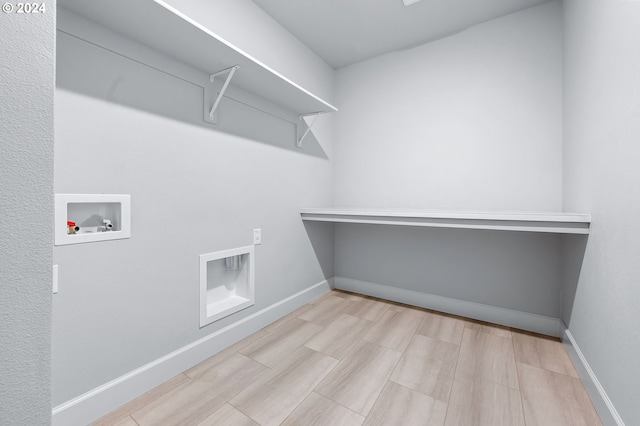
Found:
94,291 -> 602,426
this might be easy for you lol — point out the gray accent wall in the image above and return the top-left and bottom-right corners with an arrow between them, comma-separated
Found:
563,1 -> 640,423
0,2 -> 55,424
334,224 -> 562,318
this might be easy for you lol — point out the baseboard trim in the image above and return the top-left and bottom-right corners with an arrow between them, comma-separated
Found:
334,276 -> 561,337
52,279 -> 332,426
562,327 -> 625,426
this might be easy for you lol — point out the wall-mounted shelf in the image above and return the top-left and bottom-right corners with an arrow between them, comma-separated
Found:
300,208 -> 591,234
58,0 -> 337,117
55,194 -> 131,245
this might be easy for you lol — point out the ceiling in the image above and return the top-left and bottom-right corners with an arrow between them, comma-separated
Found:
252,0 -> 552,69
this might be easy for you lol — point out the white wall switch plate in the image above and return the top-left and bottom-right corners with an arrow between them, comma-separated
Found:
253,228 -> 262,245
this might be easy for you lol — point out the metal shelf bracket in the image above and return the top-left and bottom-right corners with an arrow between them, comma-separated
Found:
207,65 -> 240,122
297,112 -> 323,148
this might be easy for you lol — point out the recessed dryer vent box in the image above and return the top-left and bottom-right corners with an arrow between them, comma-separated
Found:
200,246 -> 255,327
55,194 -> 131,245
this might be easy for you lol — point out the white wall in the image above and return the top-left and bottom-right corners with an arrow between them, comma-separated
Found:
563,1 -> 640,424
52,3 -> 334,409
334,1 -> 562,211
0,2 -> 55,424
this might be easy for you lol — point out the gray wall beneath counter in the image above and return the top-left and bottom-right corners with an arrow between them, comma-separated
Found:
334,223 -> 561,318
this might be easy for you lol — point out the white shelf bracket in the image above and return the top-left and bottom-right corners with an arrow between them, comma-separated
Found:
297,112 -> 322,148
207,65 -> 240,121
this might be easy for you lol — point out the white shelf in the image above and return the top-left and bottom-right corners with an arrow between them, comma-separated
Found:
300,208 -> 591,234
58,0 -> 337,116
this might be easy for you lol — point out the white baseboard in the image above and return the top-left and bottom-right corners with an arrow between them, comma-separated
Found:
326,276 -> 335,290
562,327 -> 625,426
334,276 -> 561,337
52,279 -> 332,426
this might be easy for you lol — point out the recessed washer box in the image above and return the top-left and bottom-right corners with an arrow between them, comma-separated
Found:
55,194 -> 131,245
200,246 -> 255,327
